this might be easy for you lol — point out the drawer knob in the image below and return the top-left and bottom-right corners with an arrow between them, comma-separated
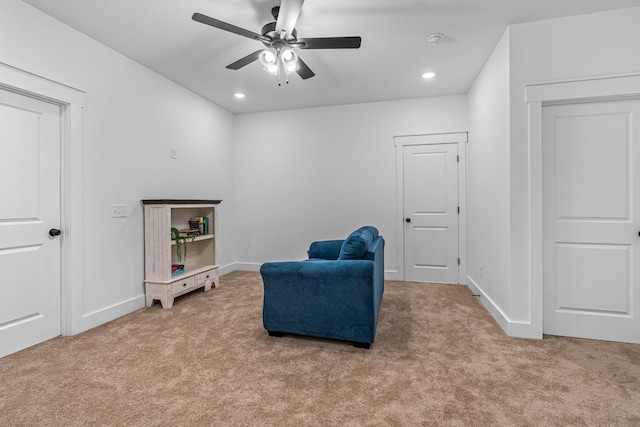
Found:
183,282 -> 187,287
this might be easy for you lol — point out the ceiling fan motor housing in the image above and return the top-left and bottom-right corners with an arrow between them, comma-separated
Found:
261,21 -> 297,45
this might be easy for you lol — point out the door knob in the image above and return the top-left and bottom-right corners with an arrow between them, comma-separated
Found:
49,228 -> 61,237
405,218 -> 411,223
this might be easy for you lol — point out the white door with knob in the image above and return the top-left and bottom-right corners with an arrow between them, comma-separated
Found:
543,97 -> 640,344
0,87 -> 62,358
403,143 -> 459,283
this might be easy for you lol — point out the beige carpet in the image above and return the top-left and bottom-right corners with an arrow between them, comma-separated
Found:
1,271 -> 639,426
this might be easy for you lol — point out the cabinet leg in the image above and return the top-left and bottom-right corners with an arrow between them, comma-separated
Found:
160,296 -> 174,309
160,286 -> 174,309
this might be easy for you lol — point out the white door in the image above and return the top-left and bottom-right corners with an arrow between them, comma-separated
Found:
543,98 -> 640,344
404,144 -> 459,283
0,87 -> 62,358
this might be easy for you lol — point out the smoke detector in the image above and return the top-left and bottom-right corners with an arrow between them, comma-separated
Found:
427,33 -> 444,45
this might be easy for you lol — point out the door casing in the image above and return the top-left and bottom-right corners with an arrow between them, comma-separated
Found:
394,132 -> 468,283
525,73 -> 640,340
0,61 -> 85,338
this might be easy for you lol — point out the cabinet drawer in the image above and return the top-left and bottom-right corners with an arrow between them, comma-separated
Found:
195,269 -> 216,286
171,276 -> 196,294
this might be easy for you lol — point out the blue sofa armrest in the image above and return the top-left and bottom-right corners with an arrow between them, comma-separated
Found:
307,239 -> 344,260
365,236 -> 385,306
261,260 -> 380,344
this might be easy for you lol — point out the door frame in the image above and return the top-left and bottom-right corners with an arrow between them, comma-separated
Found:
393,132 -> 468,283
0,62 -> 85,336
526,73 -> 640,339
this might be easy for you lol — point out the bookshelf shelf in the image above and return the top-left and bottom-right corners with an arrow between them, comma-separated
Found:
169,234 -> 214,246
142,199 -> 221,308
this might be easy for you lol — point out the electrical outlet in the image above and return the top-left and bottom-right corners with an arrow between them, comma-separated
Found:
479,264 -> 484,279
111,204 -> 127,218
170,147 -> 177,159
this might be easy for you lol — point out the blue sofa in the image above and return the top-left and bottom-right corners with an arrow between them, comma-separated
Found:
260,226 -> 385,349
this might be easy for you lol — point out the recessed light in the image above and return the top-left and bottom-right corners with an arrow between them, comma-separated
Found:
234,93 -> 246,99
422,72 -> 436,80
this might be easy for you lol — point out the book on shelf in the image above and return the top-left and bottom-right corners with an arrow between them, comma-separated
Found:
191,216 -> 207,235
188,219 -> 200,231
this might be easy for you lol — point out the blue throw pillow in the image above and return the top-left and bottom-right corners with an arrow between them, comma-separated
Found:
338,226 -> 378,260
359,226 -> 379,240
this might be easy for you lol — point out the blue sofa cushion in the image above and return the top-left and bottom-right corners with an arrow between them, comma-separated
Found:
308,240 -> 344,260
338,226 -> 379,260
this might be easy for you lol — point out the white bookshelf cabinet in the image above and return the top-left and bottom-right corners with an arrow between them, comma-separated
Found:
142,199 -> 221,308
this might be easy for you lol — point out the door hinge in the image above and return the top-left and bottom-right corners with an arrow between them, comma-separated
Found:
457,155 -> 459,163
457,206 -> 460,214
458,258 -> 460,266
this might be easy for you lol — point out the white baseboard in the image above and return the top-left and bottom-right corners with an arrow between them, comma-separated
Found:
220,262 -> 261,275
66,263 -> 261,337
71,295 -> 146,335
68,268 -> 540,341
72,268 -> 540,340
466,276 -> 541,340
466,276 -> 511,335
384,270 -> 401,281
509,321 -> 541,340
224,263 -> 401,281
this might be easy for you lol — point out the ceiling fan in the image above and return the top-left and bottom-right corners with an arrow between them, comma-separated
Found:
192,0 -> 362,81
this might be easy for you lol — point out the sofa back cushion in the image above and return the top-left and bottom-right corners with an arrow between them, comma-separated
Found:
338,226 -> 379,260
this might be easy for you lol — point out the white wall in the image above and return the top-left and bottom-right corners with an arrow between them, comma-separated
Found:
0,0 -> 235,333
508,7 -> 640,332
466,6 -> 640,338
466,29 -> 512,328
234,96 -> 468,276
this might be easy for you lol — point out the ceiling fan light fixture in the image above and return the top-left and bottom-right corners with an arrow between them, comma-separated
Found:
265,64 -> 279,75
259,48 -> 280,74
285,62 -> 298,74
259,48 -> 278,66
280,47 -> 298,74
281,47 -> 296,62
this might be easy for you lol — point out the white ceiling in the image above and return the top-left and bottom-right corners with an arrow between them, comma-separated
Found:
21,0 -> 640,114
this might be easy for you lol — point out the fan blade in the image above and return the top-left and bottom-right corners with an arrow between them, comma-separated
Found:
226,50 -> 263,70
192,13 -> 270,43
296,56 -> 315,80
276,0 -> 304,39
298,36 -> 361,49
